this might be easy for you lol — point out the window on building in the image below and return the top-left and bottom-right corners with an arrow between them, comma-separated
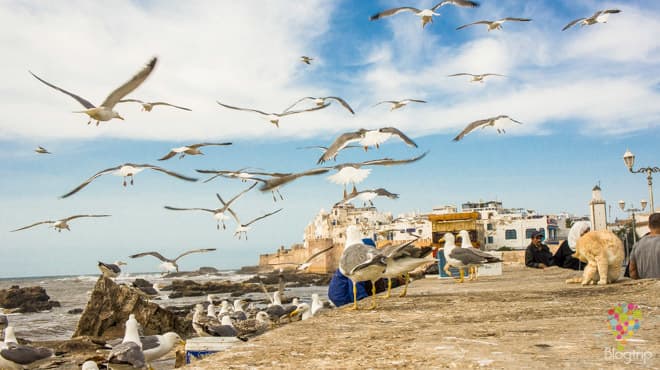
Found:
487,236 -> 494,244
525,228 -> 537,239
487,223 -> 493,230
505,229 -> 517,240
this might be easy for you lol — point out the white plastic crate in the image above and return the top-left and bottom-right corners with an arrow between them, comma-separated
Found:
185,336 -> 240,364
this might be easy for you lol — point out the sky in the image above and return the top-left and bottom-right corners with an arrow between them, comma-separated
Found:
1,0 -> 659,278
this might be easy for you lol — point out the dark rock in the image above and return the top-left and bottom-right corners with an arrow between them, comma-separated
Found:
244,271 -> 331,287
0,285 -> 60,313
198,266 -> 219,274
159,279 -> 265,299
132,279 -> 158,296
68,308 -> 84,315
72,277 -> 192,339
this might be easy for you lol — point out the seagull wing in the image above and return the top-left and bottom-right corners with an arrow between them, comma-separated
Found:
302,245 -> 335,265
149,102 -> 192,111
278,103 -> 330,116
326,96 -> 355,114
216,101 -> 269,116
244,208 -> 283,227
603,9 -> 621,14
129,251 -> 169,262
157,151 -> 178,161
372,100 -> 397,107
448,73 -> 474,77
137,164 -> 198,182
100,57 -> 158,108
402,99 -> 427,103
482,73 -> 505,77
379,127 -> 418,147
562,17 -> 586,31
452,118 -> 490,141
29,71 -> 96,109
431,0 -> 480,11
60,165 -> 122,198
282,97 -> 315,113
259,168 -> 330,192
502,17 -> 532,22
317,130 -> 364,164
164,206 -> 215,213
10,220 -> 55,232
456,20 -> 491,30
360,151 -> 428,167
173,248 -> 217,262
63,214 -> 111,221
118,98 -> 146,104
221,182 -> 258,209
189,142 -> 233,148
501,115 -> 523,124
370,7 -> 421,21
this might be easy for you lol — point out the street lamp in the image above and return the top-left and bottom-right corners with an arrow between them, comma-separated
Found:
623,149 -> 660,212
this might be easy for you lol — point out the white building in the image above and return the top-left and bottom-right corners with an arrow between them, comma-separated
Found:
589,184 -> 608,231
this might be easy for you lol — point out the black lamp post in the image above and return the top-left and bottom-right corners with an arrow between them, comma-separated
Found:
623,149 -> 659,212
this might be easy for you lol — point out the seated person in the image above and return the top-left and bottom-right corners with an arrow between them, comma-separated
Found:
554,221 -> 590,270
525,231 -> 553,269
629,213 -> 660,279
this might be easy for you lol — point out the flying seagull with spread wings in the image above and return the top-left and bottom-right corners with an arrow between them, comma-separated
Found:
196,168 -> 287,184
10,214 -> 110,232
225,207 -> 283,240
60,163 -> 197,198
300,56 -> 313,65
118,98 -> 191,112
284,96 -> 355,115
370,0 -> 480,28
256,168 -> 331,201
562,9 -> 621,31
164,183 -> 257,229
448,73 -> 505,83
129,248 -> 217,272
158,142 -> 232,161
373,99 -> 426,111
335,187 -> 399,208
29,57 -> 157,126
217,101 -> 329,127
34,146 -> 52,154
317,127 -> 417,164
457,17 -> 531,31
453,115 -> 522,141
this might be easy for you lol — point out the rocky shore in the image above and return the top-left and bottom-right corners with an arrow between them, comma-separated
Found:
0,285 -> 60,313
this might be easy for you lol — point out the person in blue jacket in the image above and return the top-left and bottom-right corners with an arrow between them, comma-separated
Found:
327,238 -> 398,307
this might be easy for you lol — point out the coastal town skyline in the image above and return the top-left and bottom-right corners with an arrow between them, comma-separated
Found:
1,0 -> 659,277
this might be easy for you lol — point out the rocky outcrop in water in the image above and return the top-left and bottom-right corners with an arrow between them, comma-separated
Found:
0,285 -> 61,313
132,278 -> 158,296
72,277 -> 191,339
159,279 -> 265,298
244,271 -> 332,287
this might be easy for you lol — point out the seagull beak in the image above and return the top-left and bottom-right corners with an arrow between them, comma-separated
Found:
180,339 -> 186,346
289,309 -> 300,317
117,115 -> 125,120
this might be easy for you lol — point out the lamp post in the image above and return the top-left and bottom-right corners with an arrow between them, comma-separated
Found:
623,149 -> 660,212
618,200 -> 647,261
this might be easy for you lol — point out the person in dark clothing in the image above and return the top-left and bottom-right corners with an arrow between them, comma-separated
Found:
525,231 -> 553,268
553,221 -> 591,270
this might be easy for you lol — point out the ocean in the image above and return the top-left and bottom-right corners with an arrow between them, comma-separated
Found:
0,271 -> 329,342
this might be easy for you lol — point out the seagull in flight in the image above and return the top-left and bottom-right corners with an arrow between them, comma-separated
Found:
562,9 -> 621,31
456,17 -> 531,31
164,183 -> 257,229
34,146 -> 52,154
335,187 -> 399,207
256,168 -> 331,201
453,115 -> 523,142
60,163 -> 197,198
196,168 -> 287,184
118,98 -> 191,112
129,248 -> 217,272
373,99 -> 426,111
300,56 -> 313,65
217,101 -> 329,127
29,57 -> 157,126
370,0 -> 480,28
10,214 -> 110,232
448,73 -> 504,83
284,96 -> 355,115
158,142 -> 232,161
317,127 -> 417,164
225,207 -> 283,240
268,245 -> 335,271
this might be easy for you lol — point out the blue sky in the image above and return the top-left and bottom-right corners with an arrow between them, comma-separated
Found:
1,0 -> 658,278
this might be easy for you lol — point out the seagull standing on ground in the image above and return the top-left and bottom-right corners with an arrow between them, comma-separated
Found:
10,214 -> 110,232
158,142 -> 232,161
562,9 -> 621,31
457,17 -> 531,31
118,98 -> 191,112
373,99 -> 426,111
453,115 -> 523,142
29,57 -> 157,126
217,101 -> 329,127
369,0 -> 480,28
34,146 -> 51,154
60,163 -> 197,198
129,248 -> 217,273
380,241 -> 434,297
284,96 -> 355,115
98,261 -> 127,279
140,331 -> 185,369
164,183 -> 257,229
448,73 -> 504,83
107,314 -> 145,369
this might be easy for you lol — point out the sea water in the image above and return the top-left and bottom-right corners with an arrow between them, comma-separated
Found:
0,271 -> 328,342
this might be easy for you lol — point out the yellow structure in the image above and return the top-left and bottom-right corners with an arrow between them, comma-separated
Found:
429,212 -> 484,248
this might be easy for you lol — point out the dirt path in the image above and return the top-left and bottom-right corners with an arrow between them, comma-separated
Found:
185,265 -> 659,369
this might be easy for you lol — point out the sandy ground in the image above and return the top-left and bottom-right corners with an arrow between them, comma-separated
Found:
183,265 -> 660,369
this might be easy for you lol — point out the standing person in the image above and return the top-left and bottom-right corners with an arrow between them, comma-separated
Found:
525,231 -> 553,269
629,213 -> 660,279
